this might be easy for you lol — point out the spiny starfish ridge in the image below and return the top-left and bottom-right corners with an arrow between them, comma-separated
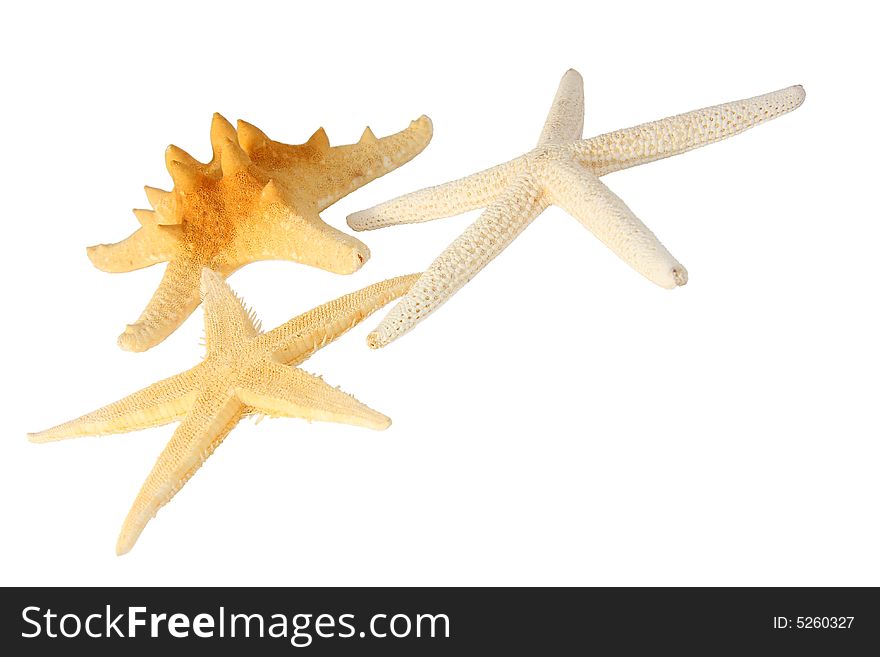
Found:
88,113 -> 432,352
347,69 -> 805,348
29,270 -> 418,555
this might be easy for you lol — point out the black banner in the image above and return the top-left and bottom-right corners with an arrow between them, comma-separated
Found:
2,587 -> 877,654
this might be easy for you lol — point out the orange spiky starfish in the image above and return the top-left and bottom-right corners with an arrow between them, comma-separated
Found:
88,113 -> 432,352
29,270 -> 418,555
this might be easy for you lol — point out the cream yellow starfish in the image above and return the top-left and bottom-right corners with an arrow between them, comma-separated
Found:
89,113 -> 432,352
348,70 -> 805,348
29,270 -> 417,555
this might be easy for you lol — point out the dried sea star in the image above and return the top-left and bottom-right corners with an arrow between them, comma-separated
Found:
29,271 -> 417,554
89,114 -> 432,352
348,70 -> 805,348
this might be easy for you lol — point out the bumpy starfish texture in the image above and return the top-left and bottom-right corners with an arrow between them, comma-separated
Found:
348,70 -> 805,348
29,270 -> 418,555
89,113 -> 432,352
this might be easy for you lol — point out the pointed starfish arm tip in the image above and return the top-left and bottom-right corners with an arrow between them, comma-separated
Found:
366,331 -> 386,350
237,365 -> 391,431
569,84 -> 806,176
117,261 -> 202,352
538,69 -> 585,145
310,115 -> 433,211
27,369 -> 200,442
541,159 -> 686,289
115,392 -> 243,554
86,227 -> 176,274
261,273 -> 419,362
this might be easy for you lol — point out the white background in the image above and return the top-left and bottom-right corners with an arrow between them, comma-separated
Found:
1,1 -> 877,586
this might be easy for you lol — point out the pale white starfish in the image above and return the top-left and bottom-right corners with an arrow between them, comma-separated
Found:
348,69 -> 805,348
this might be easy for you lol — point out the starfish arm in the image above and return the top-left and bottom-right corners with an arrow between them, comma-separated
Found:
237,362 -> 390,430
199,269 -> 261,352
314,116 -> 434,211
27,368 -> 201,443
117,259 -> 202,352
538,68 -> 585,145
568,85 -> 806,176
541,159 -> 686,288
86,226 -> 178,273
230,205 -> 370,275
346,160 -> 522,231
116,391 -> 245,555
258,274 -> 418,365
367,174 -> 548,348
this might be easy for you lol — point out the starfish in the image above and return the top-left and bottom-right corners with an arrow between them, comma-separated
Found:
88,113 -> 432,352
29,269 -> 417,555
347,70 -> 805,348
